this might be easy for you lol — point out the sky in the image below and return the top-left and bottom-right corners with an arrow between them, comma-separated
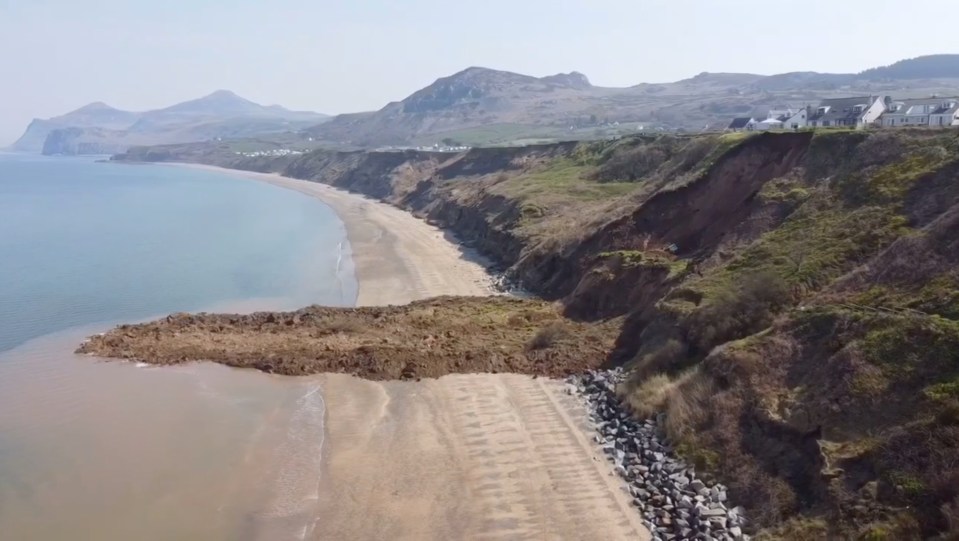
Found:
1,0 -> 957,145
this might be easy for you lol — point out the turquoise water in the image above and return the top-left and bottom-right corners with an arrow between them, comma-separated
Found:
0,153 -> 357,353
0,153 -> 353,540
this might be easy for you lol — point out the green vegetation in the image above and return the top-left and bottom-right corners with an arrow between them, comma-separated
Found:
925,379 -> 959,402
855,274 -> 959,319
492,158 -> 637,203
859,315 -> 959,379
605,130 -> 959,538
599,250 -> 689,278
758,175 -> 811,204
838,153 -> 955,206
414,123 -> 561,147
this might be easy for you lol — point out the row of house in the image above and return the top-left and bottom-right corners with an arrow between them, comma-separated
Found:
727,96 -> 959,132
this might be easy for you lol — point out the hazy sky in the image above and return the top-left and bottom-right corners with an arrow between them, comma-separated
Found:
1,0 -> 957,144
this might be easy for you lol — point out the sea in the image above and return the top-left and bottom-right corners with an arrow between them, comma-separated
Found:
0,153 -> 357,540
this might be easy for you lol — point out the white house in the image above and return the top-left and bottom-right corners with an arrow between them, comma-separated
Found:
807,96 -> 886,128
881,97 -> 959,128
779,108 -> 808,129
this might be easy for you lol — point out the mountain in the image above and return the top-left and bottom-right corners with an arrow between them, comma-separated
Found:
11,91 -> 328,155
304,55 -> 959,148
11,102 -> 140,152
306,67 -> 602,146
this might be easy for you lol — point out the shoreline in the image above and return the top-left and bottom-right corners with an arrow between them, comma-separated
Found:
172,163 -> 497,307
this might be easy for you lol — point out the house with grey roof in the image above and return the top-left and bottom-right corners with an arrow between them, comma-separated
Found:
807,96 -> 886,129
880,97 -> 959,127
726,117 -> 756,132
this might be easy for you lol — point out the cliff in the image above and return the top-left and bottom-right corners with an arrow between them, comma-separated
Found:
42,127 -> 130,155
111,129 -> 959,538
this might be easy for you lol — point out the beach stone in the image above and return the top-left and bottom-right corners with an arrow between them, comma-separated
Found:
567,368 -> 746,538
708,516 -> 727,529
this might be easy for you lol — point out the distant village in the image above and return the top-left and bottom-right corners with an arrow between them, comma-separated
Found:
229,96 -> 959,160
727,96 -> 959,132
376,143 -> 472,153
233,148 -> 305,158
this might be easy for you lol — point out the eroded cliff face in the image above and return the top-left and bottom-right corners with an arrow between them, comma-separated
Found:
116,130 -> 959,538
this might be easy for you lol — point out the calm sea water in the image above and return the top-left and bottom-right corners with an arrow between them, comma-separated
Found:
0,153 -> 356,352
0,153 -> 355,540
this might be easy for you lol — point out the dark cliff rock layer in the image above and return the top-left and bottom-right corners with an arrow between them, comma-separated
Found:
114,130 -> 959,539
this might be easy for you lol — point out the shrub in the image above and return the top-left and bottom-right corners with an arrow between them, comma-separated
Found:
633,338 -> 687,377
625,374 -> 672,418
594,140 -> 676,182
663,369 -> 714,442
527,323 -> 568,350
687,271 -> 789,353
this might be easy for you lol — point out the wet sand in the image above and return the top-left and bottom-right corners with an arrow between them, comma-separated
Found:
176,164 -> 496,306
0,323 -> 329,541
313,373 -> 651,541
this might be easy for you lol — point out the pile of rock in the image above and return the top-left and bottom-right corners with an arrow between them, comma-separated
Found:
567,369 -> 748,541
490,271 -> 526,296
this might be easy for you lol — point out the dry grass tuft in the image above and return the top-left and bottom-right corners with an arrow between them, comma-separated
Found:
625,373 -> 673,418
624,366 -> 714,442
527,322 -> 570,350
663,369 -> 715,442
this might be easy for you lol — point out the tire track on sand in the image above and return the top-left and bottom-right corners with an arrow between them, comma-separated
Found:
312,374 -> 649,540
444,374 -> 650,541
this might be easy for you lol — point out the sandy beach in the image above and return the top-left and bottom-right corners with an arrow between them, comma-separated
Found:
312,373 -> 650,541
164,163 -> 649,540
177,164 -> 496,306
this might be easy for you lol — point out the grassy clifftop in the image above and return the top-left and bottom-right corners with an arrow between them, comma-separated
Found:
116,129 -> 959,538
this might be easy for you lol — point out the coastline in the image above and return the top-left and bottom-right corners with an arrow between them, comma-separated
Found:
172,163 -> 496,306
74,161 -> 652,539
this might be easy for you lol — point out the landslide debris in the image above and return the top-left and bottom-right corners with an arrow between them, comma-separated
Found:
77,297 -> 618,380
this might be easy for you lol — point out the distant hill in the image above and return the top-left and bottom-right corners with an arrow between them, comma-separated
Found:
306,67 -> 602,146
12,102 -> 140,153
303,55 -> 959,148
11,91 -> 328,155
18,54 -> 959,154
859,54 -> 959,80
